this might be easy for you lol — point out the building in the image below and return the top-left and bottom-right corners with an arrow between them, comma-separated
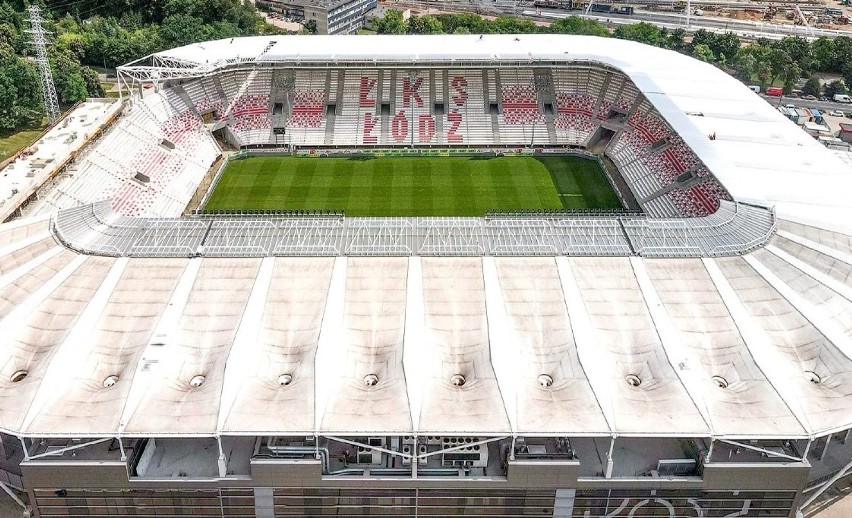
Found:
2,35 -> 852,517
259,0 -> 376,34
839,122 -> 852,143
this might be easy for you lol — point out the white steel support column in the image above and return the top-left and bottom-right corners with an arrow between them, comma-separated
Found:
117,436 -> 127,462
217,436 -> 227,477
821,435 -> 832,462
19,437 -> 28,462
803,438 -> 813,461
605,436 -> 615,479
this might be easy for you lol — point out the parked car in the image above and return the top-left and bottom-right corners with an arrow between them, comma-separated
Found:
803,95 -> 817,100
829,110 -> 845,117
846,112 -> 852,119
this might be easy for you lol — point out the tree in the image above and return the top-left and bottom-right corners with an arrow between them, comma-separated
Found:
51,52 -> 103,104
768,48 -> 791,86
712,32 -> 741,64
757,62 -> 772,88
56,32 -> 87,61
783,62 -> 801,95
0,44 -> 43,131
302,19 -> 317,35
491,15 -> 537,34
0,23 -> 14,50
831,37 -> 852,74
665,28 -> 687,53
811,37 -> 835,71
692,43 -> 714,63
802,75 -> 821,97
824,80 -> 848,99
436,13 -> 491,34
550,16 -> 608,37
689,29 -> 715,56
613,22 -> 663,46
159,14 -> 206,47
407,15 -> 442,35
733,52 -> 756,81
776,36 -> 811,72
688,29 -> 739,59
374,10 -> 407,34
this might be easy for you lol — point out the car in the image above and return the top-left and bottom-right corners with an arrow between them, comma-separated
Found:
803,95 -> 817,100
829,110 -> 845,117
820,96 -> 829,101
846,112 -> 852,119
785,103 -> 796,109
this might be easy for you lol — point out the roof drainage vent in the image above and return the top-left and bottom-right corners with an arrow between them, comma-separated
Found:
450,374 -> 466,387
805,371 -> 822,384
103,375 -> 119,388
711,376 -> 729,389
538,374 -> 554,388
364,374 -> 379,387
277,374 -> 293,386
10,370 -> 27,383
189,375 -> 206,388
625,374 -> 641,387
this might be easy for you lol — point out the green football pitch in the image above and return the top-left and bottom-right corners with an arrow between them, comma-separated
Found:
203,155 -> 622,217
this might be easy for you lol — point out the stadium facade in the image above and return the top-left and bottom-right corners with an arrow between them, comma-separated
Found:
1,35 -> 852,517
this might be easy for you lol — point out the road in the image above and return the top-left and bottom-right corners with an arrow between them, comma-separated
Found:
759,94 -> 852,114
527,7 -> 848,39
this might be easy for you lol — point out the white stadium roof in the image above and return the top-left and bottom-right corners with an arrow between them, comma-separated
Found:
4,215 -> 852,439
124,34 -> 852,230
0,34 -> 850,441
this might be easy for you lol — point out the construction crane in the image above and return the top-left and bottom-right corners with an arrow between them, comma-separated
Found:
793,4 -> 816,37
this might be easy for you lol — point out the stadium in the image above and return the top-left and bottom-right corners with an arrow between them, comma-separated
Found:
1,33 -> 852,517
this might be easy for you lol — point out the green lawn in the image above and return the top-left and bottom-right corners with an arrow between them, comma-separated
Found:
100,82 -> 121,98
0,126 -> 47,162
203,155 -> 622,217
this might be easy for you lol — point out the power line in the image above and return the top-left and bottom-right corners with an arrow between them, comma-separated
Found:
25,5 -> 61,124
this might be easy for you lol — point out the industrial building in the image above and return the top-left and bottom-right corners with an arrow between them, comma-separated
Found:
258,0 -> 376,34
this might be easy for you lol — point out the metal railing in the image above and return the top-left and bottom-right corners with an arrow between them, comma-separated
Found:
51,199 -> 775,259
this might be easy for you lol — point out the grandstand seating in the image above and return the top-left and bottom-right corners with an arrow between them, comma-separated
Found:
601,94 -> 726,218
394,71 -> 432,145
27,64 -> 729,221
669,180 -> 731,217
335,70 -> 378,146
550,68 -> 604,146
30,88 -> 221,218
497,69 -> 548,145
447,70 -> 492,145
